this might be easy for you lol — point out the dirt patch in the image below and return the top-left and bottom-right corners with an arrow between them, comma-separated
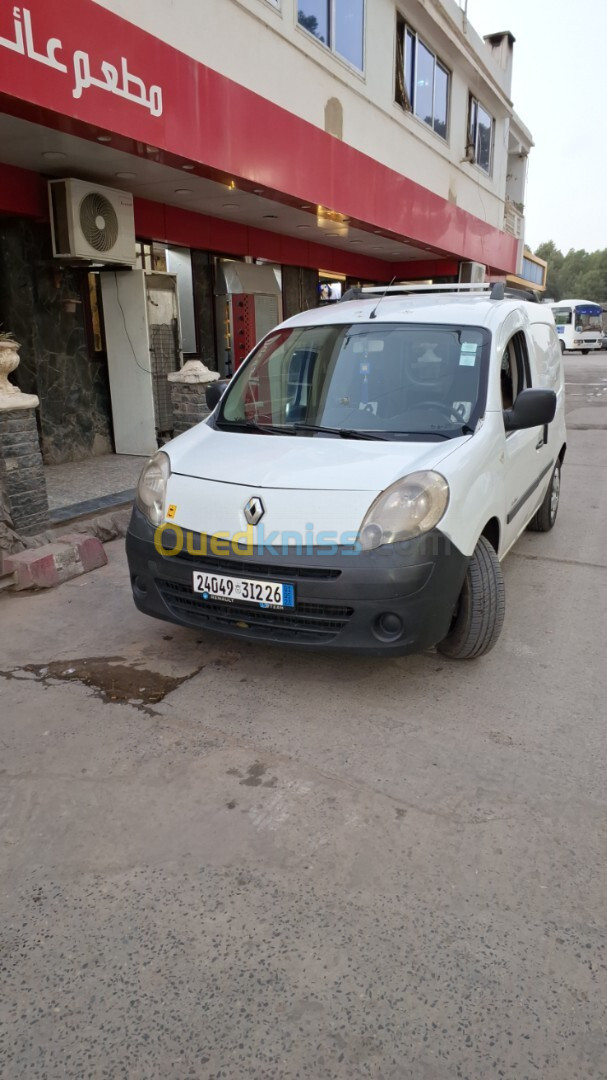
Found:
0,646 -> 242,707
488,730 -> 515,747
239,762 -> 268,787
19,657 -> 184,705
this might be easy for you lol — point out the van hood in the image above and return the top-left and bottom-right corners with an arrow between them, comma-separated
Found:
166,422 -> 466,492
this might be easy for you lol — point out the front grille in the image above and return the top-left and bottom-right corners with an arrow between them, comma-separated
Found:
164,548 -> 341,581
157,578 -> 353,643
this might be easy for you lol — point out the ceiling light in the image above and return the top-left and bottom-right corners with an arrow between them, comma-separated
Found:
115,171 -> 136,180
263,214 -> 278,219
175,188 -> 193,195
41,151 -> 66,160
182,164 -> 195,171
373,229 -> 383,235
97,135 -> 112,143
300,204 -> 311,209
253,188 -> 264,195
349,240 -> 363,245
222,202 -> 239,209
296,225 -> 310,230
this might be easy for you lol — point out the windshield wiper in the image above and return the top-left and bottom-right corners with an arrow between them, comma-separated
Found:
216,419 -> 389,440
383,430 -> 452,441
290,423 -> 390,441
216,419 -> 295,436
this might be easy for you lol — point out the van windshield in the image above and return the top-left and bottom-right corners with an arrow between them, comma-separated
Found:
217,323 -> 490,440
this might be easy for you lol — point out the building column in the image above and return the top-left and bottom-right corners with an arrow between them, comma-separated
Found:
0,217 -> 113,464
191,250 -> 218,369
282,266 -> 319,319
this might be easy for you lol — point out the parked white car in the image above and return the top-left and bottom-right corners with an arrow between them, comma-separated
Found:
127,284 -> 566,658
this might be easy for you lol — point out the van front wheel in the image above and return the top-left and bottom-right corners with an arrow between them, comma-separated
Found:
437,536 -> 505,659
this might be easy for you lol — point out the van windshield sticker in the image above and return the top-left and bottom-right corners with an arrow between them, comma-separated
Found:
460,342 -> 478,366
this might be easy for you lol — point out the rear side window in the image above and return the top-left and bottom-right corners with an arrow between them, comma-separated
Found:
528,323 -> 563,391
500,331 -> 531,411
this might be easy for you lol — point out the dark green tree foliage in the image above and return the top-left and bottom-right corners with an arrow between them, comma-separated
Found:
536,241 -> 607,304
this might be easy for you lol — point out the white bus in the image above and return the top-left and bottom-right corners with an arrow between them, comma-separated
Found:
551,299 -> 603,354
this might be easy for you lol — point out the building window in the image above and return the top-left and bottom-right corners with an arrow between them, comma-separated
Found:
395,14 -> 450,139
298,1 -> 365,71
467,95 -> 494,174
521,257 -> 546,288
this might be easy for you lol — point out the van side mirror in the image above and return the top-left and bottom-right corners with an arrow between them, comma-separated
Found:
503,388 -> 557,431
205,378 -> 231,411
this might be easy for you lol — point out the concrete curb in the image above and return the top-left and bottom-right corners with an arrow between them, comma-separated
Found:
0,533 -> 108,591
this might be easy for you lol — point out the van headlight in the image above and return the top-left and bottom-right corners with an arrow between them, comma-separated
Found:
358,471 -> 449,550
135,451 -> 171,526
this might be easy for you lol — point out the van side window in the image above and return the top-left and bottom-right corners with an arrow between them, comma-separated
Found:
500,332 -> 531,412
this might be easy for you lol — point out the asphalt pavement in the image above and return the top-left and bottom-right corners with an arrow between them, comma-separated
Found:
1,354 -> 606,1080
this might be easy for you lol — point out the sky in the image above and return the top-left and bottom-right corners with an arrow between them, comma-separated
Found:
466,0 -> 607,255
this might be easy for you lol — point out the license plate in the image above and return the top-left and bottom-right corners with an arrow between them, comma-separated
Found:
192,571 -> 295,609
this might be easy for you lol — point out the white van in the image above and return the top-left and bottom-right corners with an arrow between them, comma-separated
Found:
127,284 -> 566,659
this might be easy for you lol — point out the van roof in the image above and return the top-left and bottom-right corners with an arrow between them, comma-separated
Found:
282,291 -> 555,331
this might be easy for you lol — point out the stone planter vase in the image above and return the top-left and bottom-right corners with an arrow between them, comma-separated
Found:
0,339 -> 21,395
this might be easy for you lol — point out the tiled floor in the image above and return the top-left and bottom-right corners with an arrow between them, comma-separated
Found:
45,454 -> 144,512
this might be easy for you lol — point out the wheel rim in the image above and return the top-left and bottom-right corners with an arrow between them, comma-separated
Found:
550,467 -> 560,523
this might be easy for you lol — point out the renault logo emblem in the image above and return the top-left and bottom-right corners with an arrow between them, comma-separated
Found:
244,496 -> 265,525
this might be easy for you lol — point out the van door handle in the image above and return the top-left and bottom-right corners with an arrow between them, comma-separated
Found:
536,437 -> 544,450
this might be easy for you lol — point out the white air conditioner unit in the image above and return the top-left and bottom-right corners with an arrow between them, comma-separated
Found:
48,178 -> 136,266
459,261 -> 486,284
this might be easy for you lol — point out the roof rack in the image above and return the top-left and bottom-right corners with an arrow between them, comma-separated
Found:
356,283 -> 492,295
339,282 -> 491,303
339,282 -> 541,304
499,284 -> 542,303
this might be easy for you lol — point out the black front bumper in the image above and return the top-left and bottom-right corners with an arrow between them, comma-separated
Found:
125,508 -> 469,656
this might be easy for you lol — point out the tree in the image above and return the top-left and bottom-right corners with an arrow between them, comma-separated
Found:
534,242 -> 607,304
535,241 -> 564,300
535,240 -> 564,271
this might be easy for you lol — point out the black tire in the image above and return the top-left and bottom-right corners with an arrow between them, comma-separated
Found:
560,342 -> 566,354
527,460 -> 561,532
582,349 -> 589,355
437,536 -> 505,660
